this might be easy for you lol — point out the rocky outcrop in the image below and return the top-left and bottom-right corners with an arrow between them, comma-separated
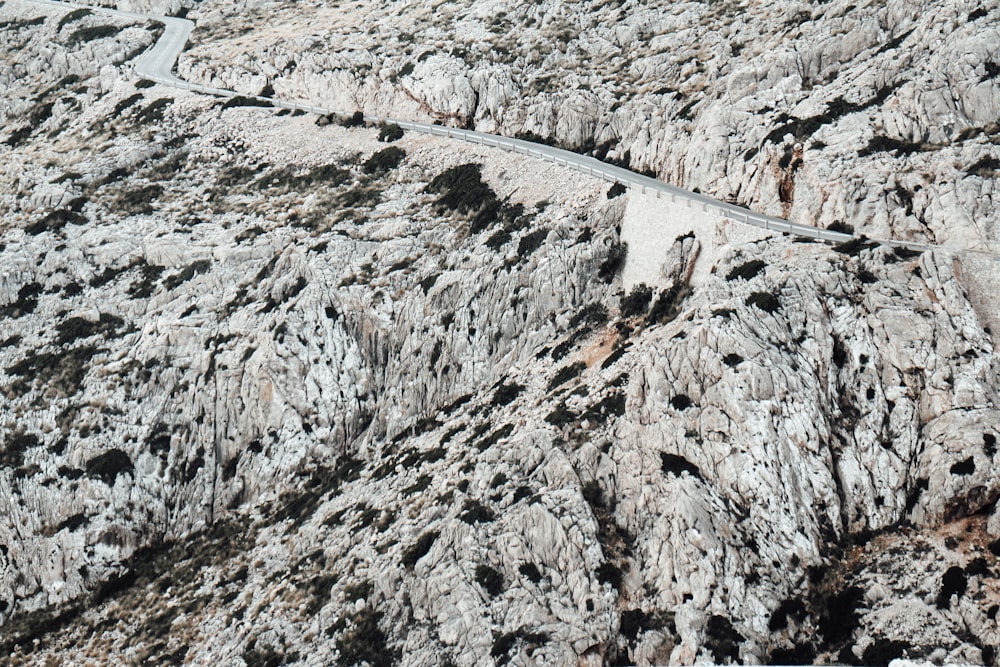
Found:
168,0 -> 1000,256
2,1 -> 1000,666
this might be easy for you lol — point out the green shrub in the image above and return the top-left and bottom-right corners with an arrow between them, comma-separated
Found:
548,361 -> 585,392
827,221 -> 854,234
221,95 -> 272,110
858,135 -> 923,157
722,353 -> 743,367
581,480 -> 604,508
545,402 -> 577,427
1,432 -> 40,469
598,242 -> 627,282
135,98 -> 173,125
669,394 -> 693,410
519,563 -> 542,583
242,645 -> 289,667
580,391 -> 626,422
338,185 -> 381,208
832,237 -> 876,256
621,283 -> 653,317
647,284 -> 689,324
305,573 -> 339,614
745,291 -> 780,313
968,155 -> 1000,177
25,208 -> 86,235
341,111 -> 365,128
4,126 -> 32,147
517,228 -> 548,258
607,182 -> 627,199
485,229 -> 511,249
726,259 -> 766,281
378,123 -> 404,142
473,424 -> 514,451
425,163 -> 497,217
704,615 -> 744,664
569,303 -> 608,329
66,24 -> 121,46
57,8 -> 92,30
55,313 -> 125,345
128,261 -> 165,299
6,345 -> 98,396
492,382 -> 524,406
402,474 -> 432,496
363,146 -> 406,174
85,449 -> 134,485
0,283 -> 42,319
56,513 -> 88,532
491,629 -> 549,660
0,16 -> 45,33
336,606 -> 394,667
661,452 -> 702,479
459,499 -> 495,524
621,609 -> 675,641
597,561 -> 623,589
475,564 -> 503,596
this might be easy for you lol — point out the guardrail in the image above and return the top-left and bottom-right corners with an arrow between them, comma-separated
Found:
28,0 -> 938,254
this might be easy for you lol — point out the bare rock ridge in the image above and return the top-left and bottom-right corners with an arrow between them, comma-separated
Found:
173,0 -> 1000,255
0,0 -> 999,665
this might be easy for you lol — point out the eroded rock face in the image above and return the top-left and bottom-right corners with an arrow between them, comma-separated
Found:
1,1 -> 1000,666
168,0 -> 1000,254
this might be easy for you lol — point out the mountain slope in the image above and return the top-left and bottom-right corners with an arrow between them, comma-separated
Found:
1,0 -> 1000,665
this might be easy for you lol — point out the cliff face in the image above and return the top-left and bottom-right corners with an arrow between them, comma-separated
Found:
174,0 -> 1000,252
2,0 -> 1000,666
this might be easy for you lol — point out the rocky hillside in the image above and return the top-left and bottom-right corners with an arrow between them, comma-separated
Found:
1,0 -> 1000,666
170,0 -> 1000,252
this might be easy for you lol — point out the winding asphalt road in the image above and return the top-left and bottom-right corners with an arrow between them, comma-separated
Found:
26,0 -> 934,252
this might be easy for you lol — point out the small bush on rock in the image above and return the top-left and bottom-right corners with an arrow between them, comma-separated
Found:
334,604 -> 395,667
827,221 -> 854,234
363,146 -> 405,174
548,361 -> 585,392
517,228 -> 548,258
745,291 -> 780,313
66,24 -> 121,45
726,259 -> 766,281
459,499 -> 495,524
425,162 -> 497,216
57,8 -> 91,30
378,123 -> 404,142
491,382 -> 524,406
475,564 -> 503,596
661,452 -> 702,480
341,111 -> 365,128
598,242 -> 627,282
704,615 -> 744,664
621,283 -> 652,317
519,563 -> 542,583
221,96 -> 272,110
85,449 -> 134,485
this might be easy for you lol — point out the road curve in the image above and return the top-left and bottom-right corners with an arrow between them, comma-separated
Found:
24,0 -> 937,253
